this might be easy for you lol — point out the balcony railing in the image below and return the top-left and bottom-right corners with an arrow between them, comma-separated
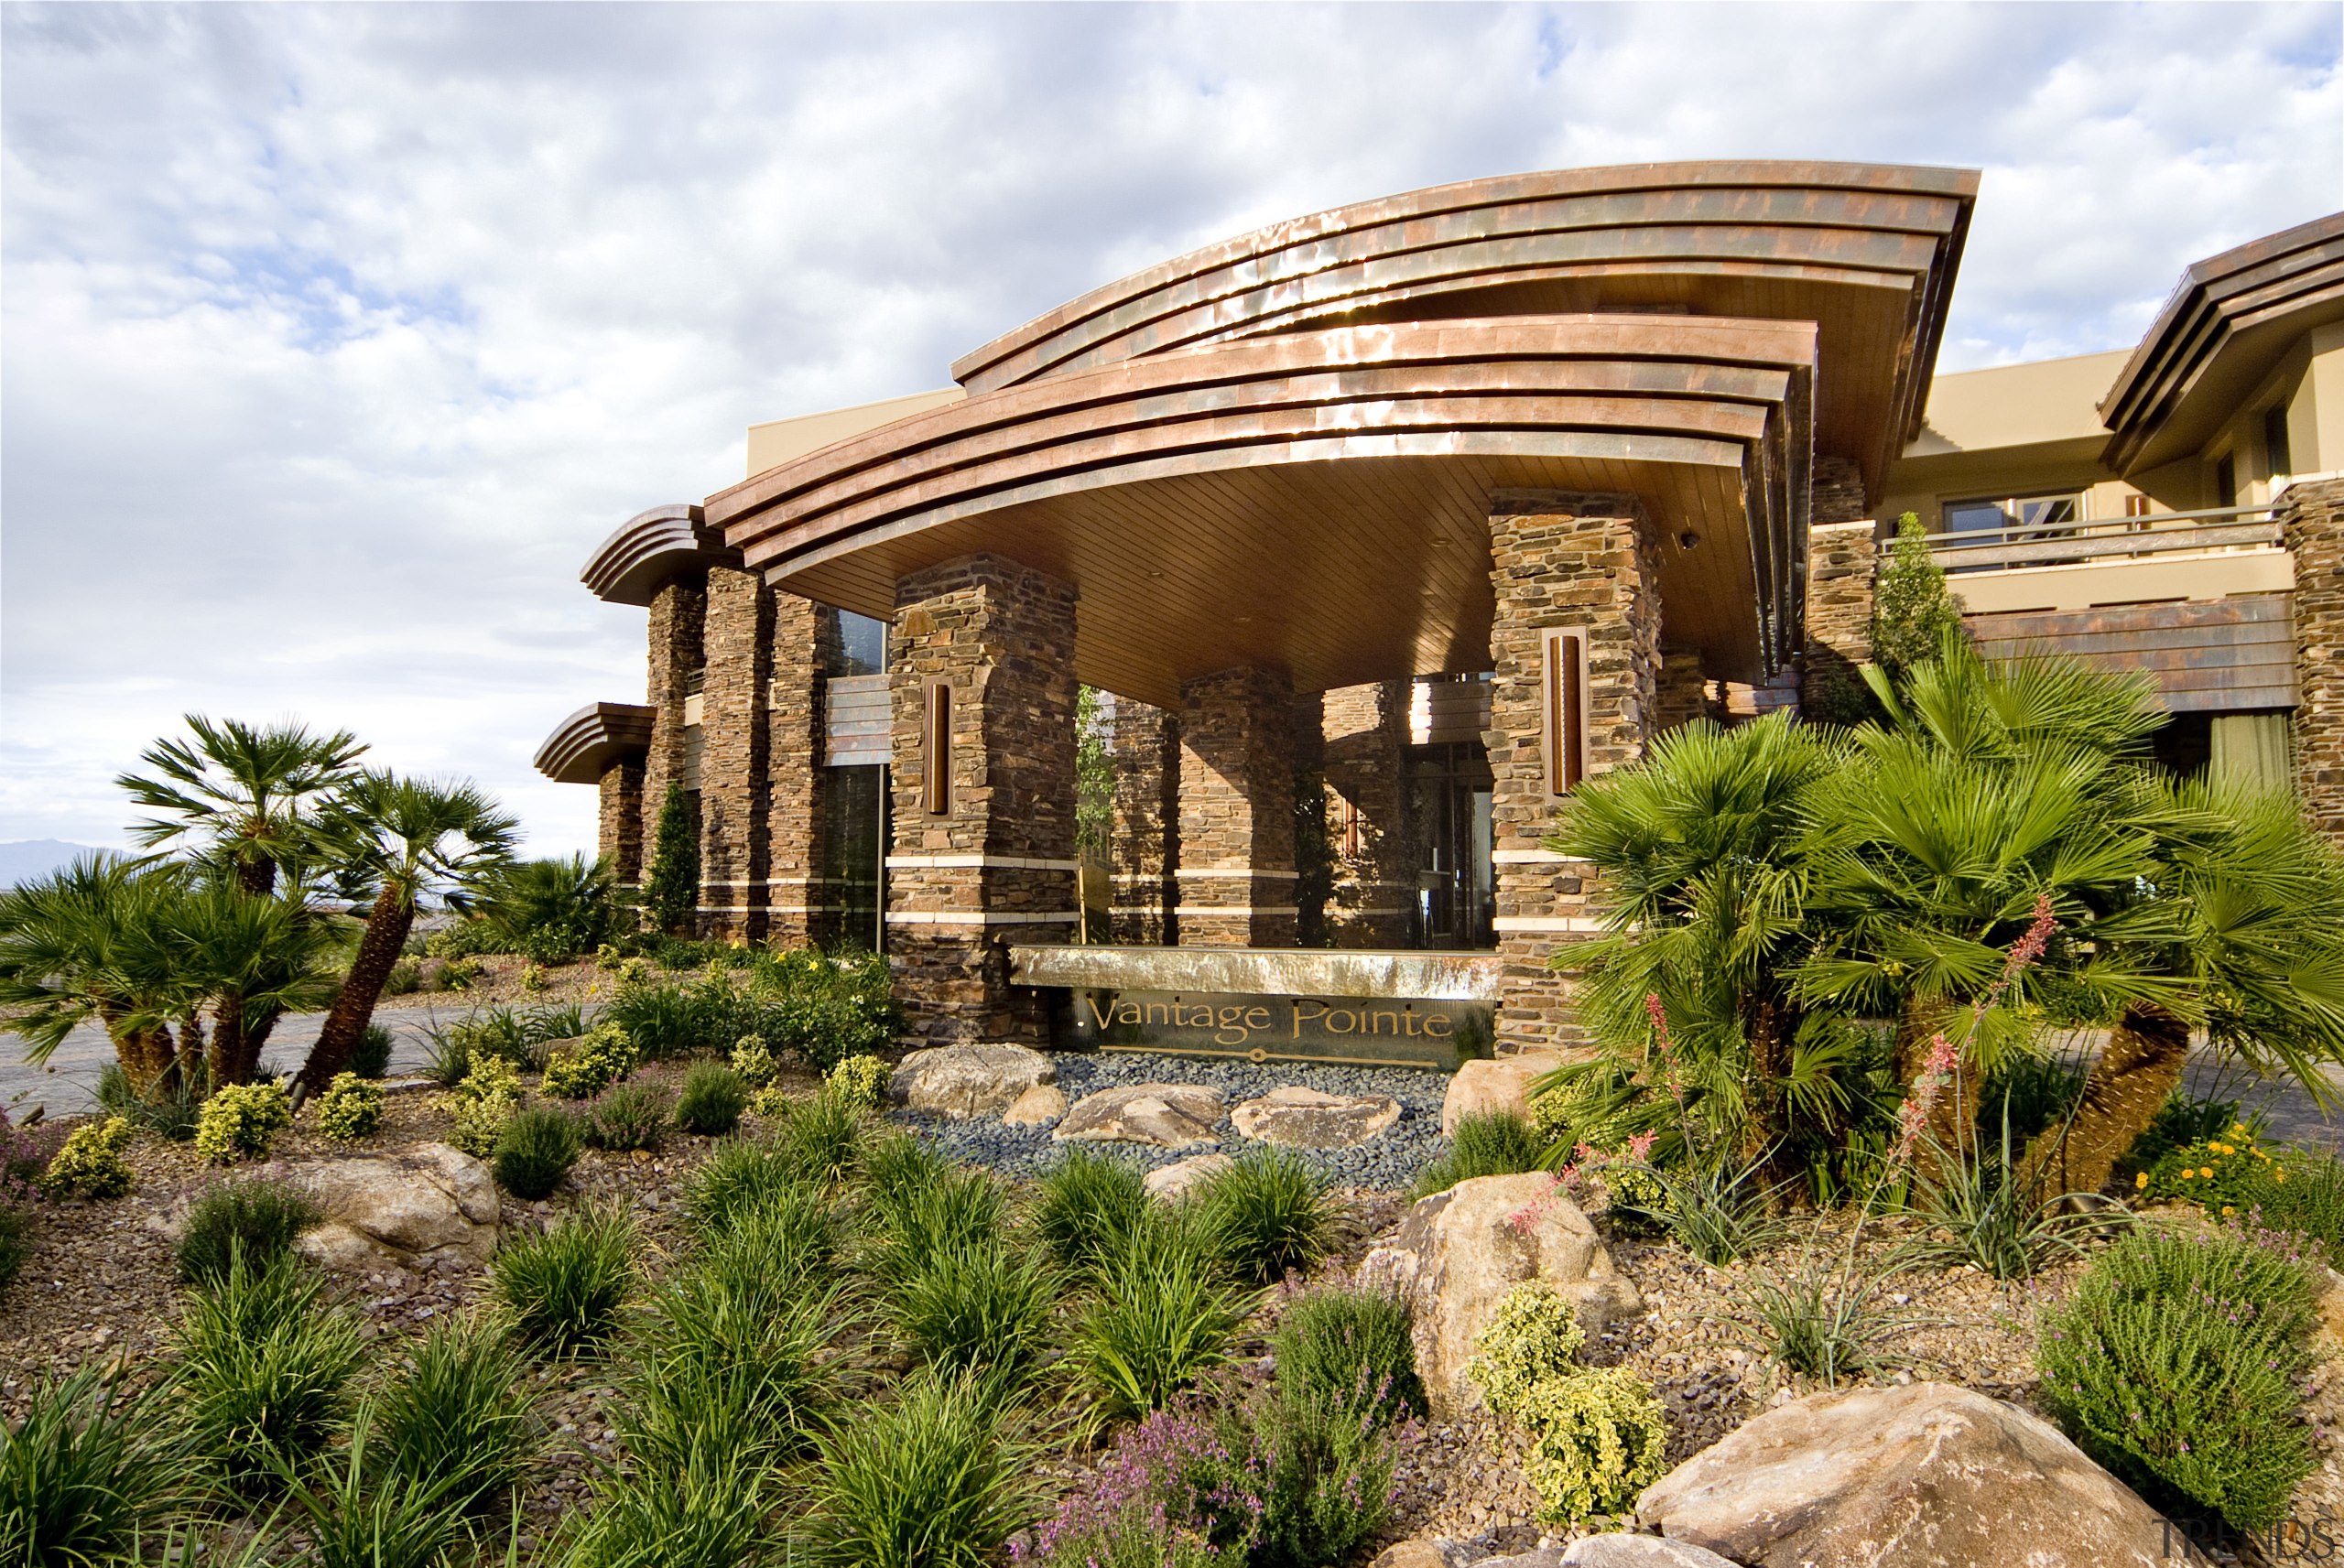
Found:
1899,503 -> 2280,573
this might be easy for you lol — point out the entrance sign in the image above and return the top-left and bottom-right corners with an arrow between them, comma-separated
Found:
1010,946 -> 1500,1072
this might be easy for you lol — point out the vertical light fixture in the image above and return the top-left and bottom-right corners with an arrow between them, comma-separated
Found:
922,678 -> 952,815
1541,628 -> 1587,797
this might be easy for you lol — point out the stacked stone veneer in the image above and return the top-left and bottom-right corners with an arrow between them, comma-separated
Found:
1486,494 -> 1661,1055
1177,665 -> 1299,946
765,593 -> 825,945
1318,680 -> 1413,946
1652,647 -> 1711,733
887,554 -> 1080,1045
597,760 -> 646,883
2283,478 -> 2344,843
698,567 -> 772,938
639,574 -> 706,902
1110,697 -> 1179,943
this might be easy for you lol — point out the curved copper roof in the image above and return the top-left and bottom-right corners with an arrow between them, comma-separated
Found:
950,161 -> 1975,500
533,701 -> 656,784
580,503 -> 743,605
707,316 -> 1815,700
2100,211 -> 2344,476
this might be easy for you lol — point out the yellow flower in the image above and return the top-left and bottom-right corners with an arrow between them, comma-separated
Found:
2274,1169 -> 2287,1184
2222,1206 -> 2236,1217
2135,1172 -> 2150,1190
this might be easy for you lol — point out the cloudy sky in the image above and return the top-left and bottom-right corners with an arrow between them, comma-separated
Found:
3,2 -> 2339,860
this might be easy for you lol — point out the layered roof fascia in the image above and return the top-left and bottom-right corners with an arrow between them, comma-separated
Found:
581,503 -> 744,605
2100,211 -> 2344,476
533,701 -> 657,785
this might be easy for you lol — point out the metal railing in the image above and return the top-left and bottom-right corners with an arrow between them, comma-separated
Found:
1897,503 -> 2280,573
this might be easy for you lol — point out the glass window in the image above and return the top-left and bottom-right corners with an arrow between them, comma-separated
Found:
1941,492 -> 2080,551
834,611 -> 887,677
816,763 -> 887,952
2263,405 -> 2292,480
2215,453 -> 2237,508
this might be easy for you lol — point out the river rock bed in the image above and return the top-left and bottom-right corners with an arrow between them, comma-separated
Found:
895,1048 -> 1454,1185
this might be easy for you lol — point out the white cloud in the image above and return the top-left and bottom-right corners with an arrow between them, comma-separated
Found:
3,1 -> 2338,851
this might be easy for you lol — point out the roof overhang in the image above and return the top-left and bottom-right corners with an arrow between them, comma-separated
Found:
705,315 -> 1815,702
2100,211 -> 2344,476
533,702 -> 656,784
950,160 -> 1974,504
580,504 -> 743,605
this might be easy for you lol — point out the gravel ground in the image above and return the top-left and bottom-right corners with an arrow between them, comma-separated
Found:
901,1049 -> 1454,1186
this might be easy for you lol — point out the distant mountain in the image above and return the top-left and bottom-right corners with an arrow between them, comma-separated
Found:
0,840 -> 121,887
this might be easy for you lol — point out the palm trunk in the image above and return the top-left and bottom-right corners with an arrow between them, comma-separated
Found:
1744,998 -> 1806,1200
2017,1001 -> 2190,1198
210,990 -> 251,1086
296,885 -> 413,1102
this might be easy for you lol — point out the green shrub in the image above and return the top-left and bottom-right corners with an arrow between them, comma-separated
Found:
603,974 -> 751,1062
623,1265 -> 844,1476
384,957 -> 423,997
567,1452 -> 774,1568
195,1081 -> 292,1165
796,1372 -> 1041,1568
643,782 -> 700,939
686,1137 -> 807,1234
2038,1227 -> 2319,1530
542,1022 -> 641,1100
41,1117 -> 135,1198
260,1408 -> 476,1568
352,1022 -> 396,1078
0,1206 -> 27,1292
776,1088 -> 864,1185
96,1060 -> 203,1141
0,1367 -> 177,1563
493,1204 -> 638,1357
445,1054 -> 522,1158
2252,1151 -> 2344,1256
1188,1380 -> 1404,1568
862,1128 -> 953,1211
827,1053 -> 890,1109
1650,1158 -> 1786,1267
374,1313 -> 542,1503
1271,1284 -> 1424,1421
1070,1212 -> 1253,1421
1978,1049 -> 2086,1148
675,1064 -> 748,1138
863,1162 -> 1006,1290
494,1105 -> 583,1200
884,1239 -> 1059,1400
696,1179 -> 841,1293
1198,1146 -> 1337,1286
1467,1283 -> 1667,1524
1411,1108 -> 1546,1199
313,1071 -> 384,1141
1743,1246 -> 1915,1386
586,1081 -> 670,1152
730,1035 -> 781,1088
178,1178 -> 320,1285
2122,1089 -> 2263,1176
170,1248 -> 365,1495
746,946 -> 900,1075
1034,1146 -> 1150,1278
425,919 -> 507,960
441,954 -> 483,990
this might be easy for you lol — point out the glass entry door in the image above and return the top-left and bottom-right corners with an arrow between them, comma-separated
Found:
1408,742 -> 1494,949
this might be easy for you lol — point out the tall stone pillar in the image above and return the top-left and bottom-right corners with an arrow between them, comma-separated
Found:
1487,494 -> 1661,1055
1109,697 -> 1178,944
1176,666 -> 1298,946
1651,649 -> 1711,735
886,555 -> 1080,1045
1318,681 -> 1413,946
2282,477 -> 2344,843
597,758 -> 646,883
765,594 -> 825,946
698,567 -> 772,939
639,574 -> 707,907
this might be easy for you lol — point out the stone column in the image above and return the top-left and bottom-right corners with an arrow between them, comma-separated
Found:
597,758 -> 646,884
1109,696 -> 1179,944
765,593 -> 825,946
887,555 -> 1080,1045
1651,649 -> 1711,734
1318,680 -> 1414,946
698,567 -> 772,939
639,574 -> 706,900
1176,665 -> 1299,946
1487,493 -> 1661,1055
2283,477 -> 2344,843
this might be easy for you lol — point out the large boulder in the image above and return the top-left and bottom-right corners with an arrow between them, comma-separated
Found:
1560,1537 -> 1741,1568
1145,1152 -> 1234,1202
888,1044 -> 1057,1120
1442,1052 -> 1565,1134
1002,1083 -> 1067,1128
1370,1543 -> 1470,1568
1636,1381 -> 2169,1568
1357,1173 -> 1642,1419
287,1143 -> 501,1271
1232,1085 -> 1401,1148
1054,1084 -> 1224,1149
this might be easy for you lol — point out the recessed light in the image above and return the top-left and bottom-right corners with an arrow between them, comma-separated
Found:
1677,530 -> 1702,550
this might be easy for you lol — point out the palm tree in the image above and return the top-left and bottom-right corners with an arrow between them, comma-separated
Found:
295,773 -> 516,1098
116,715 -> 364,896
481,852 -> 619,961
0,857 -> 187,1090
161,879 -> 344,1086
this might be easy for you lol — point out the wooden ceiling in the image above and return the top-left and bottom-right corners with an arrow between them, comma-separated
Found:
704,316 -> 1815,703
950,162 -> 1975,501
2100,211 -> 2344,476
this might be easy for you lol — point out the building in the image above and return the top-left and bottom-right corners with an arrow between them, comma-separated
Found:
534,162 -> 2344,1058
